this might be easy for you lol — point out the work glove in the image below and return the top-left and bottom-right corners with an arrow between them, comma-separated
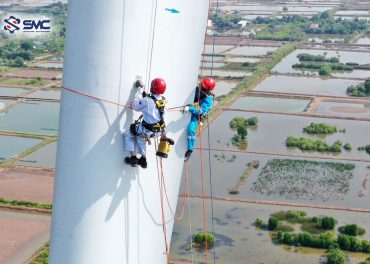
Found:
134,80 -> 144,88
181,105 -> 190,114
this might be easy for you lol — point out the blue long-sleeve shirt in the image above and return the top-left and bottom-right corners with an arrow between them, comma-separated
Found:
189,92 -> 213,117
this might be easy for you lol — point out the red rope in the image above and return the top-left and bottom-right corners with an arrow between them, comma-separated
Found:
62,86 -> 184,111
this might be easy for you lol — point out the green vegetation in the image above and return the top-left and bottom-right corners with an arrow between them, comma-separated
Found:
229,160 -> 259,195
358,145 -> 370,155
212,10 -> 242,28
31,244 -> 49,264
207,43 -> 297,125
303,122 -> 337,134
193,233 -> 215,248
338,224 -> 366,236
254,23 -> 305,41
229,117 -> 258,148
297,53 -> 339,63
319,65 -> 333,76
343,143 -> 352,151
327,248 -> 346,264
255,218 -> 267,229
221,62 -> 256,71
0,77 -> 47,87
268,216 -> 279,231
360,257 -> 370,264
253,12 -> 368,41
286,137 -> 343,153
321,216 -> 337,230
0,197 -> 52,210
252,159 -> 355,201
346,80 -> 370,97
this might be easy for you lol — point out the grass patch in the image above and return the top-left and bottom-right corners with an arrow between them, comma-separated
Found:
31,244 -> 49,264
0,77 -> 47,87
0,197 -> 52,210
251,159 -> 355,201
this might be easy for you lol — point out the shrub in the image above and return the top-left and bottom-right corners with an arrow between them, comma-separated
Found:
268,216 -> 279,231
319,65 -> 332,76
193,232 -> 215,248
327,248 -> 346,264
321,216 -> 336,230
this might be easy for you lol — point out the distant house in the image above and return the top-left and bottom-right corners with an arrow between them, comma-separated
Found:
310,23 -> 319,30
237,20 -> 248,28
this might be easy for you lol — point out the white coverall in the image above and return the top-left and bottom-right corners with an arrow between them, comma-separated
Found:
124,88 -> 166,156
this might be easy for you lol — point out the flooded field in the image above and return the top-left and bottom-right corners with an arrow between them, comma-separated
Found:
225,57 -> 262,63
254,75 -> 362,97
0,102 -> 59,135
0,87 -> 31,97
16,141 -> 57,168
273,49 -> 370,79
202,70 -> 252,78
224,46 -> 278,56
183,150 -> 369,209
214,80 -> 239,98
316,101 -> 370,118
335,10 -> 369,16
202,111 -> 370,160
0,135 -> 42,161
354,37 -> 370,45
26,89 -> 61,100
231,96 -> 310,113
201,62 -> 226,68
171,200 -> 370,264
205,45 -> 234,54
36,62 -> 63,69
220,5 -> 334,13
203,56 -> 224,62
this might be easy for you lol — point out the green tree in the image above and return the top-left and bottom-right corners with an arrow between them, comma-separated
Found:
237,126 -> 248,140
13,57 -> 24,67
319,65 -> 332,76
327,248 -> 346,264
338,235 -> 351,250
321,216 -> 336,230
268,216 -> 279,231
20,40 -> 33,50
344,224 -> 359,236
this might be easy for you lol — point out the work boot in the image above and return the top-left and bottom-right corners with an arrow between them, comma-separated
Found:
184,150 -> 193,162
124,156 -> 139,167
138,157 -> 148,169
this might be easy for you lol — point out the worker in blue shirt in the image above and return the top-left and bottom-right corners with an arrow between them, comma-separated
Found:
182,78 -> 216,162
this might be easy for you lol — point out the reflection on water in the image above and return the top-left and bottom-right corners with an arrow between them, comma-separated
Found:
203,111 -> 370,160
0,102 -> 59,135
316,101 -> 370,118
37,62 -> 63,69
171,200 -> 370,263
273,49 -> 370,79
224,46 -> 278,56
26,89 -> 61,100
255,75 -> 362,97
16,141 -> 57,168
201,62 -> 226,68
205,45 -> 234,54
202,70 -> 252,78
0,87 -> 31,97
214,81 -> 239,98
354,37 -> 370,45
225,57 -> 262,63
0,135 -> 42,161
231,96 -> 310,112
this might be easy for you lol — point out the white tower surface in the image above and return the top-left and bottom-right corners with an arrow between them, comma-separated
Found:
50,0 -> 210,264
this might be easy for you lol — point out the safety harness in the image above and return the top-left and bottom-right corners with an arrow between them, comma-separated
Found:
130,94 -> 166,136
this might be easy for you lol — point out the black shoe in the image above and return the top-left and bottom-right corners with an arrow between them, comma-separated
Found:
184,150 -> 193,162
138,157 -> 147,169
125,156 -> 139,167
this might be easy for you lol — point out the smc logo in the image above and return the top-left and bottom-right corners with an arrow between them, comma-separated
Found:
3,15 -> 51,33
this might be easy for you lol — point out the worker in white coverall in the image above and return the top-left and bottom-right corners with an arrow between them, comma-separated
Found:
124,78 -> 167,169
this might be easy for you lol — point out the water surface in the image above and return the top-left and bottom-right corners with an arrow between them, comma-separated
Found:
0,135 -> 42,161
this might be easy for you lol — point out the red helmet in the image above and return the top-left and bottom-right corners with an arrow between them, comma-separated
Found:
151,78 -> 166,94
200,78 -> 216,91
